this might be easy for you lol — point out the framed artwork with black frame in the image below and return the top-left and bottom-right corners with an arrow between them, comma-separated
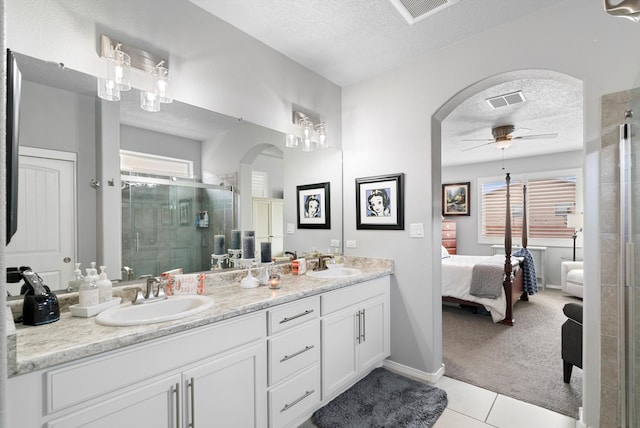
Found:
442,182 -> 470,216
296,182 -> 331,229
356,173 -> 404,230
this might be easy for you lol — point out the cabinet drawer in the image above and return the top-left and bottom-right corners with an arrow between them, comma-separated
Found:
441,230 -> 456,240
46,313 -> 264,414
269,322 -> 319,386
442,221 -> 456,231
268,296 -> 320,335
269,364 -> 320,428
322,276 -> 389,316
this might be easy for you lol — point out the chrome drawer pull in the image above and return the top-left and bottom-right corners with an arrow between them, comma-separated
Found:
279,309 -> 314,324
281,389 -> 315,413
280,345 -> 315,363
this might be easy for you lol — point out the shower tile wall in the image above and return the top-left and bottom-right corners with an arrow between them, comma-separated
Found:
601,88 -> 640,427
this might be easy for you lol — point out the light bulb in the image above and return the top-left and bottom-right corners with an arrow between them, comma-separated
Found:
97,77 -> 120,101
154,65 -> 172,104
106,48 -> 131,92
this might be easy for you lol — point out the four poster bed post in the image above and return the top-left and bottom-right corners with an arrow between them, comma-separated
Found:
501,173 -> 529,326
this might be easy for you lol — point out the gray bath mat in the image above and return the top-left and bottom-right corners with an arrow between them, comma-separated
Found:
312,367 -> 448,427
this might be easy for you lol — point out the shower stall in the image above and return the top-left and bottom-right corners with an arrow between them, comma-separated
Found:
121,174 -> 234,278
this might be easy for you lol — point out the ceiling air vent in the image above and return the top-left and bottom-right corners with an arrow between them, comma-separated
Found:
485,91 -> 527,109
389,0 -> 460,25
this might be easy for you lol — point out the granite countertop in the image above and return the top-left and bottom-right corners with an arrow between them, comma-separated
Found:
7,257 -> 393,377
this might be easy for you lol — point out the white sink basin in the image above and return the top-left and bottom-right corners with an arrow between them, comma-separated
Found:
95,295 -> 214,326
306,267 -> 362,279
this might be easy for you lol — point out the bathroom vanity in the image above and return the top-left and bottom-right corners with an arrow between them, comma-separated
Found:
6,258 -> 392,428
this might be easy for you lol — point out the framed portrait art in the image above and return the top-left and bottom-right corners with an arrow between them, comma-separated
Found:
356,173 -> 404,230
442,182 -> 470,216
178,199 -> 192,225
297,182 -> 331,229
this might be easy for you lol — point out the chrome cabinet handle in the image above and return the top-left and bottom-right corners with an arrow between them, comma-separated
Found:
173,383 -> 180,428
281,390 -> 315,413
188,377 -> 195,428
280,309 -> 314,324
280,345 -> 315,363
356,311 -> 361,344
361,308 -> 366,342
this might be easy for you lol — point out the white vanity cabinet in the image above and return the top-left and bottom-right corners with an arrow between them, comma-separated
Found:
320,276 -> 390,400
8,312 -> 267,428
266,296 -> 321,428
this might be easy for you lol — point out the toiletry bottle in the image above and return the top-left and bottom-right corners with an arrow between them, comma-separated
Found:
79,268 -> 99,307
203,210 -> 209,227
97,266 -> 113,303
67,263 -> 84,291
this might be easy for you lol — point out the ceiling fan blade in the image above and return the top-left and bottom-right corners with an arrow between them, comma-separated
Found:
461,138 -> 494,142
462,141 -> 494,151
512,132 -> 558,141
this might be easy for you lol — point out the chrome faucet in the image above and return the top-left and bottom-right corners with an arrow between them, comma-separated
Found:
132,276 -> 167,304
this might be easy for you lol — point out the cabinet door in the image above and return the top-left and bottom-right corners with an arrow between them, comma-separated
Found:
358,295 -> 389,369
183,341 -> 267,428
321,308 -> 358,399
47,374 -> 181,428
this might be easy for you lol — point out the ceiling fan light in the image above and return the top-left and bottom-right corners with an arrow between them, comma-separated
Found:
495,140 -> 512,150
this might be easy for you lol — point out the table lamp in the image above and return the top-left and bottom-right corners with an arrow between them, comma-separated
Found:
567,213 -> 583,261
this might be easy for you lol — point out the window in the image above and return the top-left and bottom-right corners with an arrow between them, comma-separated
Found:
478,169 -> 581,246
252,170 -> 268,198
120,150 -> 193,178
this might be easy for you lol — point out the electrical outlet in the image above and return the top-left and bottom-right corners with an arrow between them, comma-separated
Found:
286,223 -> 295,234
346,240 -> 356,248
330,239 -> 340,247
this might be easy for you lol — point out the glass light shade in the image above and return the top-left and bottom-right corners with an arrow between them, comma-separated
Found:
301,137 -> 314,152
315,123 -> 327,148
140,91 -> 160,112
106,49 -> 131,91
97,77 -> 120,101
301,119 -> 313,139
285,134 -> 299,148
154,66 -> 172,104
495,139 -> 512,150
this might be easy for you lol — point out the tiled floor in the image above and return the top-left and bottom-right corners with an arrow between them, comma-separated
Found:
432,376 -> 577,428
300,375 -> 577,427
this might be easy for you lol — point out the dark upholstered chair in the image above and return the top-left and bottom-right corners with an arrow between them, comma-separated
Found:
561,302 -> 583,383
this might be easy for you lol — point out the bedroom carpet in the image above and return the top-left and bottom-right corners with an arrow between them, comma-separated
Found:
312,367 -> 448,427
442,288 -> 583,419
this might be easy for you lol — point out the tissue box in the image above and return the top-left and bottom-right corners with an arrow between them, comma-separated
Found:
166,273 -> 205,295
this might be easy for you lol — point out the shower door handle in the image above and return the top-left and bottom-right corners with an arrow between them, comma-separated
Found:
136,232 -> 140,253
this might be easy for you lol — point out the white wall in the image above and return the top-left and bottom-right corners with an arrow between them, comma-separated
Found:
442,150 -> 583,286
342,1 -> 640,425
5,0 -> 342,146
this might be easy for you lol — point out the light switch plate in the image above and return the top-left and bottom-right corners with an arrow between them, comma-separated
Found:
330,239 -> 340,247
410,223 -> 424,238
286,223 -> 295,234
346,240 -> 356,248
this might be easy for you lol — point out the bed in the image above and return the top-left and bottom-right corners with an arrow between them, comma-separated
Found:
441,173 -> 535,325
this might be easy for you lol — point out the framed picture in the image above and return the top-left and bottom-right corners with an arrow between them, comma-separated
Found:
442,182 -> 470,216
161,204 -> 173,225
297,182 -> 331,229
178,199 -> 191,225
356,173 -> 404,230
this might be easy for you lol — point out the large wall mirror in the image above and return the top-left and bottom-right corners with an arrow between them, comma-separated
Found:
6,52 -> 343,296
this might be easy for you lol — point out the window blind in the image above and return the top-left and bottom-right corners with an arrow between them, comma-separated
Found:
481,174 -> 577,240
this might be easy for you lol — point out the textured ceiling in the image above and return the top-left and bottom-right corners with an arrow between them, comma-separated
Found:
188,0 -> 583,165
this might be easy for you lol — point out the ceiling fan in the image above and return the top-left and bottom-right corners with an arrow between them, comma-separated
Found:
462,125 -> 558,151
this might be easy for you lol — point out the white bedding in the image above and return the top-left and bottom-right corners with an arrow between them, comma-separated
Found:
442,254 -> 521,323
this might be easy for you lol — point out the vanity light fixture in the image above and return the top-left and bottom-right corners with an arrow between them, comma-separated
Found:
97,35 -> 172,112
286,111 -> 328,152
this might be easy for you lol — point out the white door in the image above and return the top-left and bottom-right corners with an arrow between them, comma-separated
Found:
321,308 -> 358,399
6,149 -> 76,295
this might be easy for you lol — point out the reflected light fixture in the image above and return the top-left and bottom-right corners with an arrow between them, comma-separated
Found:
97,35 -> 172,112
286,111 -> 328,152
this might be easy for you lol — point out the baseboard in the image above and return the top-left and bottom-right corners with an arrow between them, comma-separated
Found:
382,359 -> 445,384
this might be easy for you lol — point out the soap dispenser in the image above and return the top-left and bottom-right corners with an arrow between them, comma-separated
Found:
97,266 -> 113,303
79,266 -> 99,307
67,263 -> 85,292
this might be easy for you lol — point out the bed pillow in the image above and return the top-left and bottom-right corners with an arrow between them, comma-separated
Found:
441,246 -> 450,259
